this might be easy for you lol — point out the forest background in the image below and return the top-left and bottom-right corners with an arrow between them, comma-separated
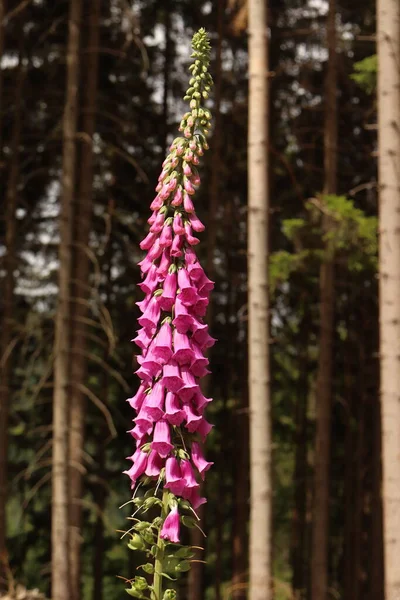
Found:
0,0 -> 387,599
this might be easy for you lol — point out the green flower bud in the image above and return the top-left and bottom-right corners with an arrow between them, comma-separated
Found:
134,577 -> 148,591
141,563 -> 154,574
128,534 -> 146,551
134,521 -> 152,532
162,590 -> 177,600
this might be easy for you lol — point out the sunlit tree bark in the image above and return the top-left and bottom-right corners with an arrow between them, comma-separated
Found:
248,0 -> 272,598
377,1 -> 400,599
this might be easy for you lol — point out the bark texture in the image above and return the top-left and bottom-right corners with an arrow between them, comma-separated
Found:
311,2 -> 337,599
68,3 -> 100,599
52,1 -> 82,598
377,1 -> 400,599
247,1 -> 272,598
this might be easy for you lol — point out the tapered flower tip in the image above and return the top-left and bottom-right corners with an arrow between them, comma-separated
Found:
160,506 -> 180,544
192,28 -> 211,58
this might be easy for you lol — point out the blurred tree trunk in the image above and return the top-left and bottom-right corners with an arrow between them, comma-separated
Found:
0,32 -> 24,592
247,0 -> 272,599
69,3 -> 101,600
161,0 -> 172,154
232,391 -> 249,600
291,308 -> 309,600
377,0 -> 400,599
311,1 -> 337,599
0,0 -> 5,170
52,1 -> 82,598
92,200 -> 113,600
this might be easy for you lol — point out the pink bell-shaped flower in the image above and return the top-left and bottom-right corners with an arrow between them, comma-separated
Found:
151,420 -> 174,458
160,506 -> 180,543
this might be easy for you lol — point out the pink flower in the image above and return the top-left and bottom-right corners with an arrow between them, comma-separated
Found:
144,381 -> 165,421
180,460 -> 198,491
165,456 -> 182,488
191,442 -> 213,479
137,353 -> 162,379
182,403 -> 202,428
150,211 -> 166,233
138,264 -> 159,295
184,247 -> 197,265
147,237 -> 163,261
151,420 -> 173,458
137,254 -> 153,274
184,222 -> 200,246
150,194 -> 163,210
126,383 -> 147,411
192,390 -> 212,411
160,224 -> 173,248
162,360 -> 183,393
171,187 -> 183,207
165,392 -> 185,426
189,213 -> 205,232
138,297 -> 161,331
172,295 -> 194,333
187,260 -> 204,282
183,161 -> 192,176
193,297 -> 209,317
135,404 -> 156,430
178,268 -> 198,306
140,231 -> 157,250
145,450 -> 163,477
190,343 -> 209,377
173,330 -> 195,365
152,321 -> 173,364
157,249 -> 171,277
123,450 -> 147,486
198,274 -> 214,294
183,191 -> 195,213
173,213 -> 185,235
185,487 -> 207,510
159,272 -> 177,311
179,366 -> 198,402
183,177 -> 195,195
170,234 -> 183,257
160,506 -> 180,543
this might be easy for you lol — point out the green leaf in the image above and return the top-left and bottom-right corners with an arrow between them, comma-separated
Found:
175,560 -> 191,573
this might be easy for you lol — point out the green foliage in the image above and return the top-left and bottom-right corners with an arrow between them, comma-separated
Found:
351,54 -> 377,94
271,194 -> 377,290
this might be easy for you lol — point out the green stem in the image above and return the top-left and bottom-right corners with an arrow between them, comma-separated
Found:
152,489 -> 169,600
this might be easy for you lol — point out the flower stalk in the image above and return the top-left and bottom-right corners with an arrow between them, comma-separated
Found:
123,29 -> 214,600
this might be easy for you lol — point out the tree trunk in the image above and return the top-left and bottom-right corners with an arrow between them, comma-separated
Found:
291,310 -> 310,600
161,0 -> 172,154
232,390 -> 249,600
377,1 -> 400,599
0,0 -> 5,169
0,33 -> 24,592
68,3 -> 100,599
311,2 -> 337,599
247,0 -> 272,599
52,1 -> 82,599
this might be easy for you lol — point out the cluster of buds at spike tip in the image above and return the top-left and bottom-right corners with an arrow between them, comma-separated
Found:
123,29 -> 214,600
